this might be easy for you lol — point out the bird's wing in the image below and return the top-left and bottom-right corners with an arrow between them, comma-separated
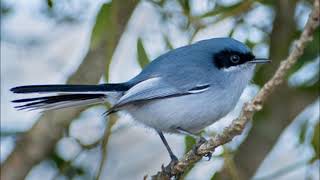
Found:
107,77 -> 210,113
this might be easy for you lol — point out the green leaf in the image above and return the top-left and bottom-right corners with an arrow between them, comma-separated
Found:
89,2 -> 115,82
177,0 -> 190,14
90,3 -> 112,49
149,0 -> 166,7
200,0 -> 254,22
137,38 -> 150,68
201,2 -> 242,18
211,172 -> 222,180
51,152 -> 65,168
184,135 -> 196,152
1,1 -> 12,16
299,120 -> 309,144
179,136 -> 197,178
47,0 -> 53,8
163,35 -> 174,50
310,122 -> 320,163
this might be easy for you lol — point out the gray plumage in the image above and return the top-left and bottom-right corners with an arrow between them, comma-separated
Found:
11,37 -> 258,132
11,37 -> 269,160
108,38 -> 256,133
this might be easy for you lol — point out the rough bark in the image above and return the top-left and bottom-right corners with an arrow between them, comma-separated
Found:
0,1 -> 138,180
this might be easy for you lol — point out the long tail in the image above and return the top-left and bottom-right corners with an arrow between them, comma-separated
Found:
10,83 -> 130,111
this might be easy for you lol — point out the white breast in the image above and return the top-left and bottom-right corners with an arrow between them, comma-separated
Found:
123,65 -> 255,133
125,86 -> 240,133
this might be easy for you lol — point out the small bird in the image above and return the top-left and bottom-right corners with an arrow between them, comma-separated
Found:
11,37 -> 269,163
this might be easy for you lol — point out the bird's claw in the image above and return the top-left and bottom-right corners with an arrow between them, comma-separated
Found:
198,136 -> 208,144
161,156 -> 179,178
192,136 -> 212,161
204,151 -> 212,161
170,154 -> 178,163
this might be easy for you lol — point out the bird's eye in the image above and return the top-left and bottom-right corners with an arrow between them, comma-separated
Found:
230,55 -> 240,63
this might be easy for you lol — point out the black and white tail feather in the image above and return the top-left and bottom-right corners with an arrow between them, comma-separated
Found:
10,84 -> 129,111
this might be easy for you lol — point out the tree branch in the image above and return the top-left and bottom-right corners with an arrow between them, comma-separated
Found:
151,0 -> 320,179
231,1 -> 299,178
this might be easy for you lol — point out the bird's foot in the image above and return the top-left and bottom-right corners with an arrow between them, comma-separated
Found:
170,154 -> 178,163
192,137 -> 212,161
161,155 -> 179,178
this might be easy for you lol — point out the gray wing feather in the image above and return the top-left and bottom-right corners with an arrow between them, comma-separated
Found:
109,77 -> 209,112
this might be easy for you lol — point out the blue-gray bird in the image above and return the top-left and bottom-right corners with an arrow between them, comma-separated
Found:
11,37 -> 269,162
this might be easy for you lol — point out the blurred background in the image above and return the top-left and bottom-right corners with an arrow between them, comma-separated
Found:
0,0 -> 319,179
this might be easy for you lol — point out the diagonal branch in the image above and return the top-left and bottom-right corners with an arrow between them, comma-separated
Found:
151,0 -> 320,179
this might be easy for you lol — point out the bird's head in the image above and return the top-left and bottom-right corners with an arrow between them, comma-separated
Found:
198,38 -> 270,72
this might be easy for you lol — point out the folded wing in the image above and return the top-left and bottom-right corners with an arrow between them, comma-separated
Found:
106,77 -> 210,115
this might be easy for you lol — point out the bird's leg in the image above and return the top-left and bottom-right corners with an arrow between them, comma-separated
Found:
157,130 -> 178,162
176,127 -> 207,143
176,127 -> 212,160
157,130 -> 179,177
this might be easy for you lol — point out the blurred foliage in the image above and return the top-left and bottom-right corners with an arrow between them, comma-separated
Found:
299,119 -> 309,144
163,34 -> 174,50
1,1 -> 13,16
181,136 -> 197,178
184,136 -> 196,153
211,173 -> 221,180
41,0 -> 89,23
298,117 -> 319,165
287,27 -> 320,87
51,152 -> 85,179
201,0 -> 255,21
48,136 -> 101,179
97,1 -> 140,179
177,0 -> 191,15
91,3 -> 112,50
296,27 -> 320,62
137,38 -> 151,68
46,0 -> 53,8
1,0 -> 319,179
310,122 -> 320,163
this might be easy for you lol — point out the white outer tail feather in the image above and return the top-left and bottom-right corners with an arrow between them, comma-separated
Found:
34,98 -> 108,111
12,92 -> 121,112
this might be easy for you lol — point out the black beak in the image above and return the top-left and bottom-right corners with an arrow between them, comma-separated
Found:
249,58 -> 271,64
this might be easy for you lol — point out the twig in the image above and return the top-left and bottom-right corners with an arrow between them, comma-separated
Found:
151,0 -> 320,179
96,114 -> 118,180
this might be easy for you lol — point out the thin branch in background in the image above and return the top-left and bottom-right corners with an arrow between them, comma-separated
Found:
96,114 -> 118,180
187,0 -> 266,45
151,0 -> 320,179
